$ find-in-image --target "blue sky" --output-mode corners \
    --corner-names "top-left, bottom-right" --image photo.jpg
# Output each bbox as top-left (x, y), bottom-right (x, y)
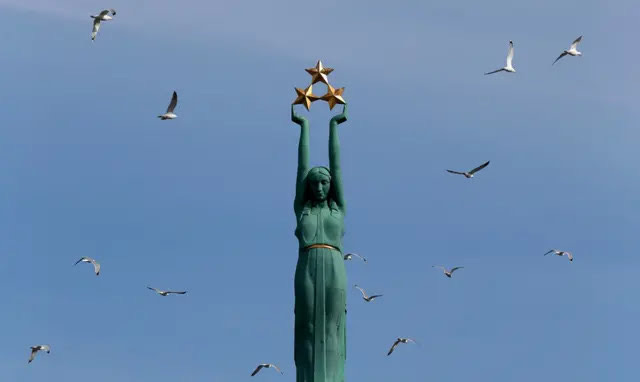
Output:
top-left (0, 0), bottom-right (638, 381)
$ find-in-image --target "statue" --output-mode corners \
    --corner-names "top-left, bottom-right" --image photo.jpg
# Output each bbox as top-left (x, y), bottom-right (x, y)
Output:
top-left (291, 60), bottom-right (349, 382)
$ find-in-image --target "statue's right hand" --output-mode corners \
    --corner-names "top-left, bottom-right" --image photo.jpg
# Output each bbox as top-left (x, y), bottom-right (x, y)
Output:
top-left (291, 104), bottom-right (307, 126)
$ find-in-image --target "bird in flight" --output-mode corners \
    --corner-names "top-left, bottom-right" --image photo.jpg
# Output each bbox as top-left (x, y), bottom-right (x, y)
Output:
top-left (354, 285), bottom-right (383, 302)
top-left (446, 161), bottom-right (490, 178)
top-left (147, 287), bottom-right (187, 296)
top-left (28, 345), bottom-right (50, 363)
top-left (485, 41), bottom-right (515, 75)
top-left (158, 91), bottom-right (178, 120)
top-left (344, 253), bottom-right (367, 262)
top-left (74, 257), bottom-right (100, 276)
top-left (543, 249), bottom-right (573, 262)
top-left (90, 9), bottom-right (116, 41)
top-left (432, 265), bottom-right (464, 278)
top-left (553, 36), bottom-right (583, 65)
top-left (251, 363), bottom-right (283, 376)
top-left (387, 338), bottom-right (416, 356)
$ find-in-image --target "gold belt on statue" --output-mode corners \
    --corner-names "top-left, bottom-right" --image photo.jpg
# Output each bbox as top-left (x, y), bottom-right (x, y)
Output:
top-left (304, 244), bottom-right (339, 252)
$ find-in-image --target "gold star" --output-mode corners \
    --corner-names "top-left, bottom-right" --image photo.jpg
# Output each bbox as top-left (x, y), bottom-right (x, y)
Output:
top-left (305, 60), bottom-right (334, 85)
top-left (320, 85), bottom-right (346, 110)
top-left (292, 84), bottom-right (319, 111)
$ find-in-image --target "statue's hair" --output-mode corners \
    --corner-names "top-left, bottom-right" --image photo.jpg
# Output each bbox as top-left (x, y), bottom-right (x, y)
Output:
top-left (303, 166), bottom-right (339, 212)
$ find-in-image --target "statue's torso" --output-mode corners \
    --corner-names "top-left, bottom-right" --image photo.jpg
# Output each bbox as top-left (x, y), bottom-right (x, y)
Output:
top-left (295, 204), bottom-right (344, 252)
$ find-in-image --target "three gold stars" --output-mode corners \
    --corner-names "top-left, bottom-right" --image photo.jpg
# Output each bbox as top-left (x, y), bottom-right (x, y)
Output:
top-left (292, 60), bottom-right (346, 110)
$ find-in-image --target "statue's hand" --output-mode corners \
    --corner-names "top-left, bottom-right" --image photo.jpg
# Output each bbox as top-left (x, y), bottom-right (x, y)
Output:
top-left (330, 104), bottom-right (348, 125)
top-left (291, 104), bottom-right (308, 126)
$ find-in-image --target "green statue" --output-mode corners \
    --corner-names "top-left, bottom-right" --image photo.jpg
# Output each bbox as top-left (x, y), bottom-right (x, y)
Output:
top-left (292, 104), bottom-right (348, 382)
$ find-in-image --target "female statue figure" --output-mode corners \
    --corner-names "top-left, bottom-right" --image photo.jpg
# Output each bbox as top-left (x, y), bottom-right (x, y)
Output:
top-left (292, 104), bottom-right (348, 382)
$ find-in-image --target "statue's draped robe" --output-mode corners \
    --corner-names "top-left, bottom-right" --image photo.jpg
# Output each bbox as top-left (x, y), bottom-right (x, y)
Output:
top-left (294, 117), bottom-right (347, 382)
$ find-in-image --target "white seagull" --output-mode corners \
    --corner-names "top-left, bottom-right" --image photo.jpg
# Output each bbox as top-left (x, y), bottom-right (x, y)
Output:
top-left (74, 256), bottom-right (100, 276)
top-left (544, 249), bottom-right (573, 262)
top-left (446, 160), bottom-right (490, 178)
top-left (147, 287), bottom-right (187, 296)
top-left (553, 36), bottom-right (583, 65)
top-left (344, 253), bottom-right (367, 262)
top-left (354, 285), bottom-right (382, 302)
top-left (28, 345), bottom-right (50, 363)
top-left (158, 91), bottom-right (178, 120)
top-left (485, 41), bottom-right (515, 75)
top-left (433, 265), bottom-right (464, 278)
top-left (90, 9), bottom-right (116, 41)
top-left (387, 338), bottom-right (416, 356)
top-left (251, 363), bottom-right (283, 376)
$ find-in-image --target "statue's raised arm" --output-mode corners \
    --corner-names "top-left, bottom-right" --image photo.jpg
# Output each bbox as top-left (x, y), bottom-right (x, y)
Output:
top-left (329, 104), bottom-right (348, 211)
top-left (292, 105), bottom-right (310, 215)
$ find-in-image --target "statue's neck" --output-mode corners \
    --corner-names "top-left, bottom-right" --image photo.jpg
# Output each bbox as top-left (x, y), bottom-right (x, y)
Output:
top-left (311, 200), bottom-right (328, 209)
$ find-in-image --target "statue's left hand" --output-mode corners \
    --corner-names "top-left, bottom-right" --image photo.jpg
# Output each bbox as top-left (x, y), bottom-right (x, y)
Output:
top-left (330, 104), bottom-right (348, 125)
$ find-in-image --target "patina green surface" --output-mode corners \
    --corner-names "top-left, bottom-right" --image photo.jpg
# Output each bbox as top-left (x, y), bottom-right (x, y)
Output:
top-left (292, 104), bottom-right (348, 382)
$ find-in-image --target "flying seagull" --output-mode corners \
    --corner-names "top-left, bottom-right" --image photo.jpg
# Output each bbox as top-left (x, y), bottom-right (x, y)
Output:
top-left (28, 345), bottom-right (50, 363)
top-left (344, 253), bottom-right (367, 262)
top-left (251, 363), bottom-right (283, 376)
top-left (544, 249), bottom-right (573, 262)
top-left (553, 36), bottom-right (583, 65)
top-left (446, 161), bottom-right (490, 178)
top-left (433, 265), bottom-right (464, 278)
top-left (74, 257), bottom-right (100, 276)
top-left (147, 287), bottom-right (187, 296)
top-left (387, 338), bottom-right (416, 356)
top-left (354, 285), bottom-right (382, 302)
top-left (90, 9), bottom-right (116, 41)
top-left (158, 91), bottom-right (178, 120)
top-left (485, 41), bottom-right (515, 75)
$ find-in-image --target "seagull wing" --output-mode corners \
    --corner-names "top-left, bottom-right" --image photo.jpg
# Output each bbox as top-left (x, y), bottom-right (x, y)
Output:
top-left (543, 250), bottom-right (555, 256)
top-left (450, 266), bottom-right (464, 274)
top-left (469, 161), bottom-right (490, 174)
top-left (251, 365), bottom-right (264, 376)
top-left (109, 9), bottom-right (117, 16)
top-left (166, 91), bottom-right (178, 113)
top-left (552, 52), bottom-right (568, 65)
top-left (40, 345), bottom-right (50, 353)
top-left (98, 9), bottom-right (110, 17)
top-left (28, 348), bottom-right (37, 363)
top-left (91, 18), bottom-right (101, 40)
top-left (506, 41), bottom-right (514, 67)
top-left (167, 290), bottom-right (187, 294)
top-left (369, 294), bottom-right (383, 300)
top-left (349, 253), bottom-right (367, 262)
top-left (432, 265), bottom-right (446, 271)
top-left (354, 285), bottom-right (368, 299)
top-left (271, 364), bottom-right (283, 374)
top-left (147, 286), bottom-right (161, 294)
top-left (446, 170), bottom-right (465, 175)
top-left (484, 68), bottom-right (505, 75)
top-left (92, 261), bottom-right (101, 275)
top-left (74, 257), bottom-right (86, 265)
top-left (565, 252), bottom-right (573, 261)
top-left (570, 35), bottom-right (582, 50)
top-left (387, 339), bottom-right (401, 355)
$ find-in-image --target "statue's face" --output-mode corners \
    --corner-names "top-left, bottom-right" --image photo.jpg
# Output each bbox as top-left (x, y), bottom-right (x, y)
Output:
top-left (308, 171), bottom-right (330, 202)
